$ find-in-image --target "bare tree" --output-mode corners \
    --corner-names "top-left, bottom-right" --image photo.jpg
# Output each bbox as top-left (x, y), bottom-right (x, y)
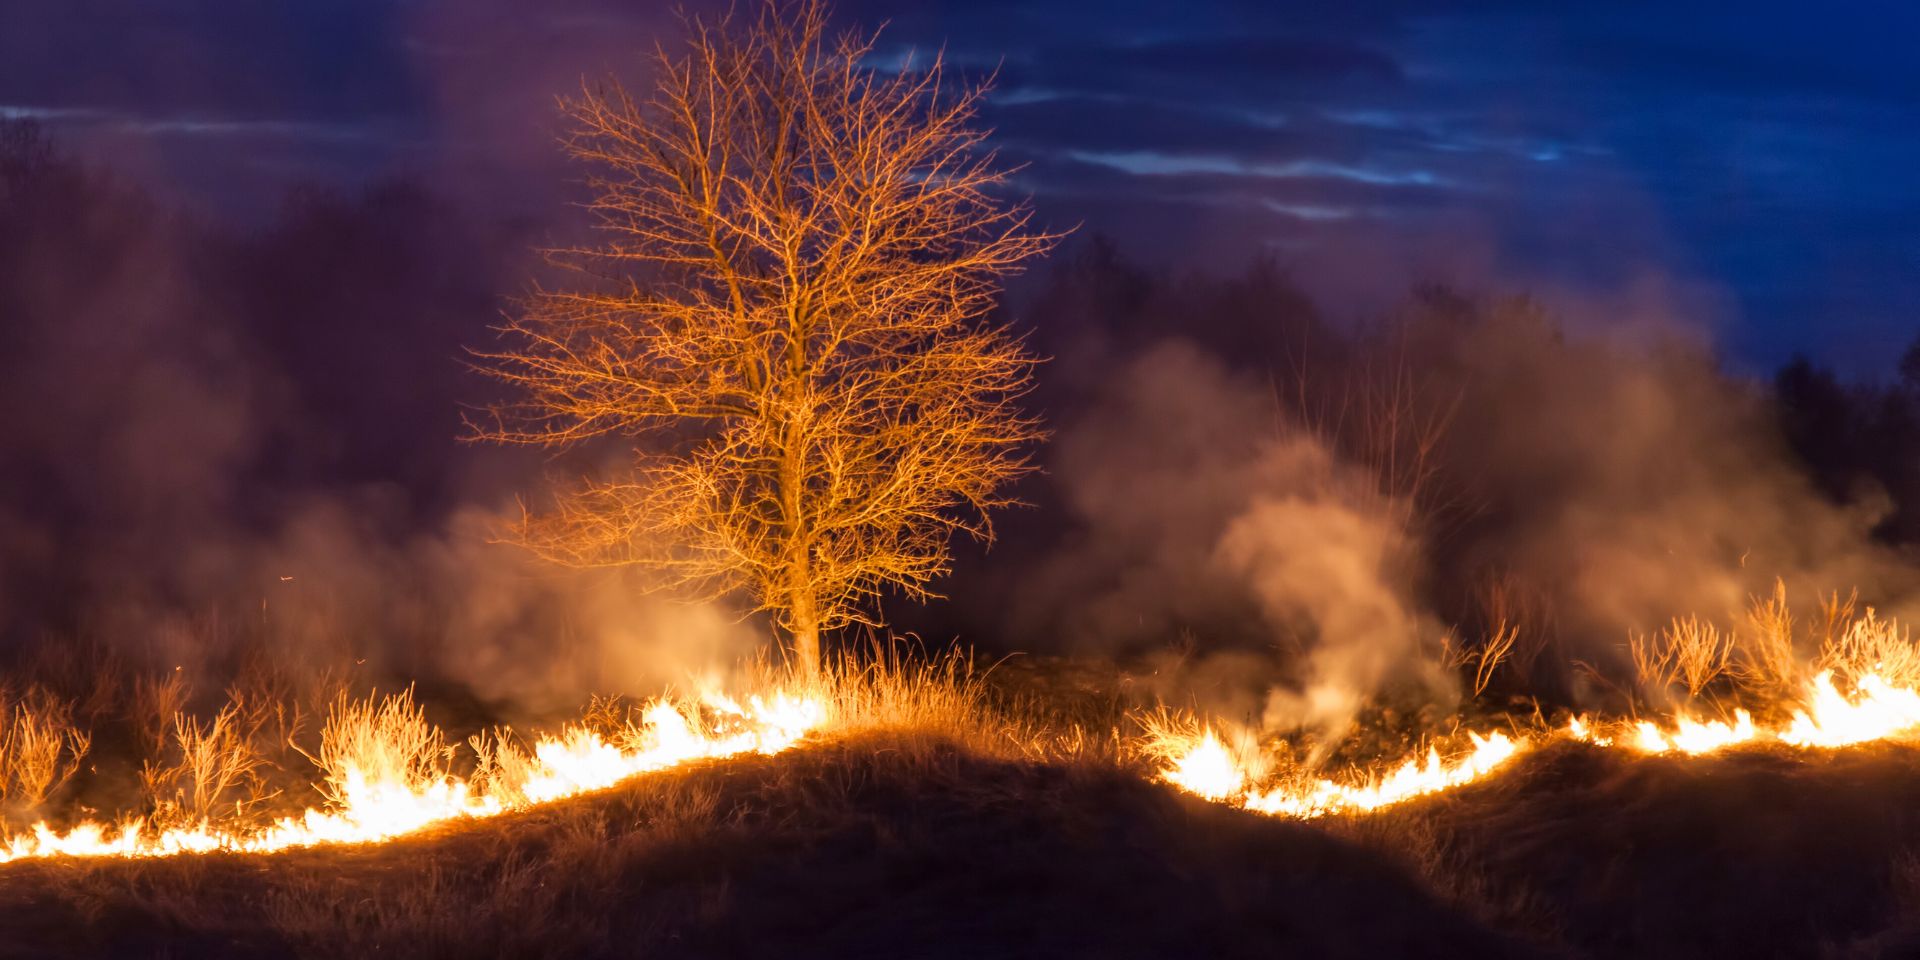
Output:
top-left (470, 1), bottom-right (1056, 673)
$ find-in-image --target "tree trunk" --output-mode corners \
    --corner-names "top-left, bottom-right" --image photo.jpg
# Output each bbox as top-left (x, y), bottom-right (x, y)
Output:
top-left (788, 577), bottom-right (821, 679)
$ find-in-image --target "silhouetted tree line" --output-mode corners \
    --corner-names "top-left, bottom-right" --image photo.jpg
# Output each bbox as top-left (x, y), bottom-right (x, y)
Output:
top-left (1776, 348), bottom-right (1920, 545)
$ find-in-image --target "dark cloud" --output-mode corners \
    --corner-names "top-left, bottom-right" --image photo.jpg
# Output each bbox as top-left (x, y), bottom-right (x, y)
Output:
top-left (0, 0), bottom-right (419, 122)
top-left (0, 0), bottom-right (1915, 370)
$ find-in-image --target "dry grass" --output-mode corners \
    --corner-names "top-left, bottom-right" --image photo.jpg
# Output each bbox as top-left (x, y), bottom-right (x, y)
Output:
top-left (1474, 624), bottom-right (1520, 698)
top-left (1819, 608), bottom-right (1920, 690)
top-left (262, 852), bottom-right (589, 960)
top-left (128, 670), bottom-right (191, 760)
top-left (467, 726), bottom-right (539, 805)
top-left (1630, 615), bottom-right (1735, 700)
top-left (1132, 706), bottom-right (1222, 766)
top-left (807, 644), bottom-right (1122, 767)
top-left (312, 687), bottom-right (451, 802)
top-left (1735, 579), bottom-right (1801, 695)
top-left (0, 686), bottom-right (90, 813)
top-left (1327, 808), bottom-right (1562, 948)
top-left (140, 706), bottom-right (270, 828)
top-left (1467, 569), bottom-right (1555, 691)
top-left (1819, 589), bottom-right (1863, 651)
top-left (1439, 629), bottom-right (1514, 700)
top-left (813, 646), bottom-right (992, 737)
top-left (1622, 588), bottom-right (1920, 716)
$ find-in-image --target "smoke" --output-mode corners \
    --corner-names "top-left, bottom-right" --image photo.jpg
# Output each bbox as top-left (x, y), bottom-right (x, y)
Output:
top-left (0, 121), bottom-right (754, 718)
top-left (1218, 491), bottom-right (1452, 738)
top-left (1410, 297), bottom-right (1918, 657)
top-left (1015, 340), bottom-right (1453, 738)
top-left (9, 93), bottom-right (1920, 745)
top-left (1009, 260), bottom-right (1920, 731)
top-left (232, 496), bottom-right (760, 717)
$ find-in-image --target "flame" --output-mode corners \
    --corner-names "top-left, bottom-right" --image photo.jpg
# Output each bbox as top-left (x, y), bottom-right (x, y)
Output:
top-left (1781, 671), bottom-right (1920, 748)
top-left (1245, 731), bottom-right (1520, 818)
top-left (17, 651), bottom-right (1920, 863)
top-left (1625, 709), bottom-right (1758, 755)
top-left (0, 689), bottom-right (823, 864)
top-left (1156, 668), bottom-right (1920, 819)
top-left (1162, 730), bottom-right (1245, 801)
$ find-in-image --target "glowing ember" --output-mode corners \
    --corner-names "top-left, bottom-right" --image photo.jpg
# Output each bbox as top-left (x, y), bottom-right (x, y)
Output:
top-left (0, 689), bottom-right (824, 864)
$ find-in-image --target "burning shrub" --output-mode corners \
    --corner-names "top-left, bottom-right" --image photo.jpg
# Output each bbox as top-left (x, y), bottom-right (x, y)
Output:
top-left (1734, 579), bottom-right (1802, 696)
top-left (466, 727), bottom-right (538, 806)
top-left (139, 705), bottom-right (269, 828)
top-left (313, 687), bottom-right (452, 806)
top-left (1819, 608), bottom-right (1920, 691)
top-left (0, 686), bottom-right (90, 815)
top-left (1630, 615), bottom-right (1736, 701)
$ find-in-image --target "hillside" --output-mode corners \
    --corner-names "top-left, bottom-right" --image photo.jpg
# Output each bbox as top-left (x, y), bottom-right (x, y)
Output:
top-left (0, 732), bottom-right (1522, 960)
top-left (8, 728), bottom-right (1920, 958)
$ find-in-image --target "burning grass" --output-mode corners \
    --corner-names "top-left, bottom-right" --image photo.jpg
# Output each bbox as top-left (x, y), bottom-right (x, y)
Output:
top-left (13, 593), bottom-right (1920, 866)
top-left (0, 731), bottom-right (1529, 960)
top-left (0, 645), bottom-right (1035, 864)
top-left (1142, 593), bottom-right (1920, 819)
top-left (10, 595), bottom-right (1920, 954)
top-left (0, 686), bottom-right (90, 816)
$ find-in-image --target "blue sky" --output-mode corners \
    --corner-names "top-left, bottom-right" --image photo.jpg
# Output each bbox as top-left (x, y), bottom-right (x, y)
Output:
top-left (3, 0), bottom-right (1915, 373)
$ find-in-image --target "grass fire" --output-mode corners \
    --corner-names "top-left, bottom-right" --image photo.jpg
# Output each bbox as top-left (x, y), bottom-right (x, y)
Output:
top-left (6, 1), bottom-right (1920, 958)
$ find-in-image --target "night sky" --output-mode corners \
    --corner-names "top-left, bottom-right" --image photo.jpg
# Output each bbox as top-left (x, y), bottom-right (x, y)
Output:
top-left (4, 0), bottom-right (1916, 372)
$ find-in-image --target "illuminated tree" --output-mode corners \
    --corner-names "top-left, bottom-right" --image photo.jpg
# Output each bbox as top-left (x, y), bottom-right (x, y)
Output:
top-left (471, 1), bottom-right (1055, 673)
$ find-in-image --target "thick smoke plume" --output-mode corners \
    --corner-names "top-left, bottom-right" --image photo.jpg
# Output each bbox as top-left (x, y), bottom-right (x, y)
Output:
top-left (0, 122), bottom-right (755, 721)
top-left (1013, 340), bottom-right (1452, 739)
top-left (1004, 252), bottom-right (1920, 735)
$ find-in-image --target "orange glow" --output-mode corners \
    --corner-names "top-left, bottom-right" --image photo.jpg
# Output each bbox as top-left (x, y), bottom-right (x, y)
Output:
top-left (1155, 667), bottom-right (1920, 819)
top-left (1, 689), bottom-right (823, 864)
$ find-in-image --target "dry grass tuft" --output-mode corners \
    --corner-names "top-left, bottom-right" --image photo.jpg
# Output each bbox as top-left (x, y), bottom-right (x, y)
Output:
top-left (313, 687), bottom-right (452, 801)
top-left (1734, 579), bottom-right (1802, 695)
top-left (1132, 706), bottom-right (1227, 767)
top-left (140, 706), bottom-right (269, 828)
top-left (1818, 589), bottom-right (1862, 651)
top-left (467, 727), bottom-right (539, 805)
top-left (0, 686), bottom-right (90, 813)
top-left (801, 643), bottom-right (1089, 763)
top-left (1473, 623), bottom-right (1520, 698)
top-left (814, 646), bottom-right (988, 735)
top-left (128, 670), bottom-right (192, 761)
top-left (1631, 615), bottom-right (1735, 700)
top-left (1819, 608), bottom-right (1920, 690)
top-left (1467, 569), bottom-right (1556, 691)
